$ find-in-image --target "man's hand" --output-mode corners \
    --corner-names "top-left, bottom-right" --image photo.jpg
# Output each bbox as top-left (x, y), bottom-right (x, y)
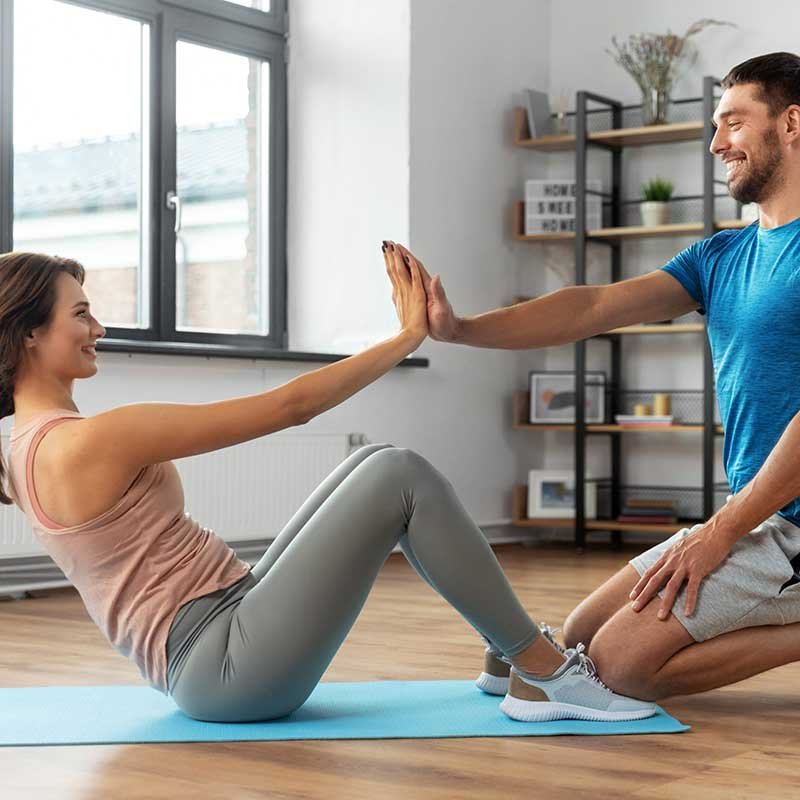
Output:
top-left (395, 244), bottom-right (459, 342)
top-left (629, 522), bottom-right (735, 619)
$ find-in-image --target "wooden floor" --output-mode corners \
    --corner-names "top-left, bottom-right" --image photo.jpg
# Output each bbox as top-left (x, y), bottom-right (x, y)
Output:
top-left (2, 542), bottom-right (799, 799)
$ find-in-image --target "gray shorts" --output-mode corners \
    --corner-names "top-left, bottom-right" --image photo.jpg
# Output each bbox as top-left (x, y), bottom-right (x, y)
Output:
top-left (629, 495), bottom-right (800, 642)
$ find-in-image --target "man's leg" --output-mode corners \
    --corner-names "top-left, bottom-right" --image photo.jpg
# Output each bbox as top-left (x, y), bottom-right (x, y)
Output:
top-left (562, 564), bottom-right (639, 649)
top-left (588, 598), bottom-right (800, 701)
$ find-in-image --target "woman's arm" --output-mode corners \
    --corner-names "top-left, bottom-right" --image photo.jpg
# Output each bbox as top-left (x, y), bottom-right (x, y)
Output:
top-left (59, 242), bottom-right (428, 471)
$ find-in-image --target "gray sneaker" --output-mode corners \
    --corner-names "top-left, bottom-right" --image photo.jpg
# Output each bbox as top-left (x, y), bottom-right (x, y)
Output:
top-left (475, 623), bottom-right (569, 696)
top-left (499, 643), bottom-right (657, 723)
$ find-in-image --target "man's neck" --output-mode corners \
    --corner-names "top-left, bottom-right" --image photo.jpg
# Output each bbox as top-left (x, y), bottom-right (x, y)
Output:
top-left (755, 177), bottom-right (800, 229)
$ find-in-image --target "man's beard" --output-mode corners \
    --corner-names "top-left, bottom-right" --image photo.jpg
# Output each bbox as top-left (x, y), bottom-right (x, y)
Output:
top-left (729, 128), bottom-right (783, 205)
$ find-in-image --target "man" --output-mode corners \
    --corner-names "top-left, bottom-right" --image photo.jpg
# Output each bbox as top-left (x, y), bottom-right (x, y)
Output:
top-left (400, 52), bottom-right (800, 701)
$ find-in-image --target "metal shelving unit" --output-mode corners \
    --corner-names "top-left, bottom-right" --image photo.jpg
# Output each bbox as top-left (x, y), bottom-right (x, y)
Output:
top-left (512, 77), bottom-right (742, 551)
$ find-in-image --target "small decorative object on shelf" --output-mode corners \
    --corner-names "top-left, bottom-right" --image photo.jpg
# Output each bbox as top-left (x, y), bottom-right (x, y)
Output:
top-left (653, 392), bottom-right (671, 416)
top-left (523, 88), bottom-right (553, 138)
top-left (527, 470), bottom-right (598, 519)
top-left (640, 177), bottom-right (674, 226)
top-left (552, 90), bottom-right (571, 134)
top-left (616, 392), bottom-right (675, 426)
top-left (529, 370), bottom-right (606, 423)
top-left (605, 18), bottom-right (736, 126)
top-left (524, 179), bottom-right (602, 234)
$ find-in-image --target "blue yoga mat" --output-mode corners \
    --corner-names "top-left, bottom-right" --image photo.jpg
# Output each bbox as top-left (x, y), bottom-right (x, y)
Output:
top-left (0, 681), bottom-right (688, 746)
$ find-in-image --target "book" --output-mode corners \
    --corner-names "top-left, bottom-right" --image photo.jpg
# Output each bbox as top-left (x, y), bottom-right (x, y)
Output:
top-left (627, 498), bottom-right (675, 509)
top-left (621, 506), bottom-right (669, 517)
top-left (615, 414), bottom-right (673, 423)
top-left (524, 89), bottom-right (553, 138)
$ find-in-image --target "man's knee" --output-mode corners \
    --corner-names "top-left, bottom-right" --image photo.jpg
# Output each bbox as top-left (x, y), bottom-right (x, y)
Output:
top-left (562, 598), bottom-right (614, 650)
top-left (562, 606), bottom-right (596, 650)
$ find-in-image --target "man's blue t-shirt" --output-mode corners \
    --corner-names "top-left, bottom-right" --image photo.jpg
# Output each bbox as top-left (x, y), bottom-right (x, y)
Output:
top-left (661, 215), bottom-right (800, 528)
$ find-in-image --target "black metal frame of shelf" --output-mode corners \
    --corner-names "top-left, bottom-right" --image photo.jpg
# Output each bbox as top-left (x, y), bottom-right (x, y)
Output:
top-left (567, 77), bottom-right (725, 552)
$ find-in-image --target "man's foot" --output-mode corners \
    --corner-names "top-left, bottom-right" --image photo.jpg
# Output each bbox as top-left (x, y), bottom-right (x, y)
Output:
top-left (499, 643), bottom-right (657, 723)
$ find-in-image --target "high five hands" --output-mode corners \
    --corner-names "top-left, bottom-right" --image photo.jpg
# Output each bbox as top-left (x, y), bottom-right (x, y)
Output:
top-left (382, 241), bottom-right (458, 342)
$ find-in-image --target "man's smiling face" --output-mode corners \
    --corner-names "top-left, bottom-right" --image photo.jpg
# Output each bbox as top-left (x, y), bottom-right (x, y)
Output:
top-left (710, 82), bottom-right (785, 205)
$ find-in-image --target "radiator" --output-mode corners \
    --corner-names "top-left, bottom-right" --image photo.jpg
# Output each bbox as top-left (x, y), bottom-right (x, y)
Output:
top-left (0, 431), bottom-right (362, 595)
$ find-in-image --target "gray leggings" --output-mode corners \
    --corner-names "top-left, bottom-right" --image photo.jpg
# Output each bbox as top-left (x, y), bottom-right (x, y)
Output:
top-left (167, 445), bottom-right (540, 722)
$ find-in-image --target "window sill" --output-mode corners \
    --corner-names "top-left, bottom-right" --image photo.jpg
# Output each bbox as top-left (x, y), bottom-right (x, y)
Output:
top-left (95, 338), bottom-right (429, 367)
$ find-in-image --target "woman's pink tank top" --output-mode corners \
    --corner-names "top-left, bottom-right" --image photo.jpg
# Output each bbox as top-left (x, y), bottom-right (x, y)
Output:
top-left (6, 409), bottom-right (252, 694)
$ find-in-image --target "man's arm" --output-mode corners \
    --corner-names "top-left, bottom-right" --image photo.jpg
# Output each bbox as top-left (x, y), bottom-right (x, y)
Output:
top-left (706, 409), bottom-right (800, 541)
top-left (631, 409), bottom-right (800, 619)
top-left (395, 244), bottom-right (700, 349)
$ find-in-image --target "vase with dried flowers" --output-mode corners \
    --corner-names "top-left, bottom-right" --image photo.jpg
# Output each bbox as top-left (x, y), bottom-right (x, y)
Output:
top-left (606, 19), bottom-right (737, 126)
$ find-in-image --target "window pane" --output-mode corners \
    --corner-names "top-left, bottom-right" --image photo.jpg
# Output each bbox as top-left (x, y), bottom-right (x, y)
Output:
top-left (13, 0), bottom-right (151, 329)
top-left (175, 41), bottom-right (270, 336)
top-left (224, 0), bottom-right (271, 11)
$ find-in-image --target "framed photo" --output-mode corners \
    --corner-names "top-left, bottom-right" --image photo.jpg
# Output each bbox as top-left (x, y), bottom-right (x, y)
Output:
top-left (529, 370), bottom-right (606, 423)
top-left (527, 470), bottom-right (597, 519)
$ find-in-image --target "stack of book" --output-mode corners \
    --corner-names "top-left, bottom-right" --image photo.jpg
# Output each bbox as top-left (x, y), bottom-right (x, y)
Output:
top-left (614, 414), bottom-right (673, 427)
top-left (617, 498), bottom-right (677, 524)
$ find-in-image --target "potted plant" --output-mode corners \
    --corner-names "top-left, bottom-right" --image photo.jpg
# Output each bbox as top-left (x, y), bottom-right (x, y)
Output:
top-left (640, 177), bottom-right (674, 226)
top-left (606, 19), bottom-right (736, 125)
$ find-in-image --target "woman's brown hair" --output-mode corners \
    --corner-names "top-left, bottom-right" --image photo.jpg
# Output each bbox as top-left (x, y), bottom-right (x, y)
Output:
top-left (0, 252), bottom-right (85, 505)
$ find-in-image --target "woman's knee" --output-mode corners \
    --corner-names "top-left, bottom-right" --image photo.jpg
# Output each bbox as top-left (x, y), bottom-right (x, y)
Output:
top-left (366, 446), bottom-right (433, 482)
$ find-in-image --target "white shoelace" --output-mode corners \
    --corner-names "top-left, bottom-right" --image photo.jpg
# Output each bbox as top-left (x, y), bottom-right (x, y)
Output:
top-left (573, 643), bottom-right (610, 690)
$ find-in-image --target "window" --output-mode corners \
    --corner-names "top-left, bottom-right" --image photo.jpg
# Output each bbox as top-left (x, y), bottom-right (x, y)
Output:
top-left (0, 0), bottom-right (289, 358)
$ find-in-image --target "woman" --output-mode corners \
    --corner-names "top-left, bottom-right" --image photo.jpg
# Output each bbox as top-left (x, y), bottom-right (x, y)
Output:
top-left (0, 247), bottom-right (655, 723)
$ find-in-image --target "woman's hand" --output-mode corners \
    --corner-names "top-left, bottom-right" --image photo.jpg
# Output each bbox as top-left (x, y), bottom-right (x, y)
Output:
top-left (382, 240), bottom-right (428, 346)
top-left (394, 244), bottom-right (458, 342)
top-left (629, 523), bottom-right (735, 619)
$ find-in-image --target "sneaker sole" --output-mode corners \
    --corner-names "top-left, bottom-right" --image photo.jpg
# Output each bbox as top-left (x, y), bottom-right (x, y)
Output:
top-left (499, 695), bottom-right (657, 723)
top-left (474, 672), bottom-right (510, 696)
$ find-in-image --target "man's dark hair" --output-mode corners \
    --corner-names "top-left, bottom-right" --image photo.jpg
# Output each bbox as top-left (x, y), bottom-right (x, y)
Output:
top-left (721, 52), bottom-right (800, 118)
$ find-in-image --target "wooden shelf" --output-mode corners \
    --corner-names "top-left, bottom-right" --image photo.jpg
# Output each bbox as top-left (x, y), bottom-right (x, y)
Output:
top-left (512, 484), bottom-right (690, 533)
top-left (512, 107), bottom-right (704, 150)
top-left (513, 391), bottom-right (724, 434)
top-left (606, 322), bottom-right (706, 335)
top-left (512, 202), bottom-right (750, 242)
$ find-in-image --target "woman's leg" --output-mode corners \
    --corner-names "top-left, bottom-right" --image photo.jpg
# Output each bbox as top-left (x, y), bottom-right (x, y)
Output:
top-left (249, 442), bottom-right (450, 604)
top-left (249, 443), bottom-right (394, 581)
top-left (171, 448), bottom-right (543, 722)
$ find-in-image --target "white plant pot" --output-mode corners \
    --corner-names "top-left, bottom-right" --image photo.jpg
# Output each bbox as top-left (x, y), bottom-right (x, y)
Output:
top-left (640, 201), bottom-right (670, 227)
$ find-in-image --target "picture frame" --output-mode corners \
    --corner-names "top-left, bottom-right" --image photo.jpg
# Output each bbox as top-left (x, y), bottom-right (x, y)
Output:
top-left (527, 470), bottom-right (598, 519)
top-left (529, 371), bottom-right (606, 423)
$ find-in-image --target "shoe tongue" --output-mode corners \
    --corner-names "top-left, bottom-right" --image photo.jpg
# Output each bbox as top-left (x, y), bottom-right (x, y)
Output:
top-left (554, 649), bottom-right (583, 676)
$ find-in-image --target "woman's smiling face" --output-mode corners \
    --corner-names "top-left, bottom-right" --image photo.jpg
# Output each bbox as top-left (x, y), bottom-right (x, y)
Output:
top-left (22, 271), bottom-right (106, 382)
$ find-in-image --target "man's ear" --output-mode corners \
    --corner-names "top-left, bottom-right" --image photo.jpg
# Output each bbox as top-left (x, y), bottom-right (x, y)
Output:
top-left (784, 104), bottom-right (800, 141)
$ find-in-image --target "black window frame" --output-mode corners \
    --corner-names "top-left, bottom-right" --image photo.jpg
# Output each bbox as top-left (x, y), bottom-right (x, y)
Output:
top-left (0, 0), bottom-right (428, 367)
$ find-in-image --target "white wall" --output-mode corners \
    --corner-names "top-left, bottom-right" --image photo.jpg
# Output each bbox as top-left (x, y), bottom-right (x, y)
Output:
top-left (287, 0), bottom-right (411, 353)
top-left (408, 0), bottom-right (551, 519)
